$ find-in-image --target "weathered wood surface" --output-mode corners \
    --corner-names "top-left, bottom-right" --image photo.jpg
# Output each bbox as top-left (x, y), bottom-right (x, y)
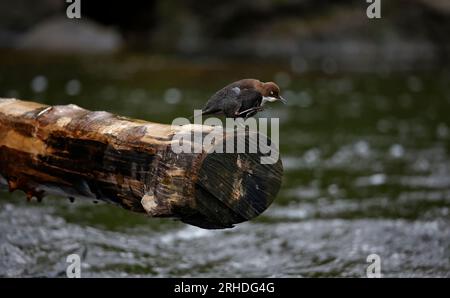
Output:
top-left (0, 98), bottom-right (283, 229)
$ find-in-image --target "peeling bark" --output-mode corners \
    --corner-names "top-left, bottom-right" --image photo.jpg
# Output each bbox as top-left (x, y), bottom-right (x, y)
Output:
top-left (0, 98), bottom-right (283, 229)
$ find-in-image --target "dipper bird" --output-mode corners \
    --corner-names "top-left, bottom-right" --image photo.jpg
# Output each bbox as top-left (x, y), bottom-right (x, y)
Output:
top-left (200, 79), bottom-right (287, 119)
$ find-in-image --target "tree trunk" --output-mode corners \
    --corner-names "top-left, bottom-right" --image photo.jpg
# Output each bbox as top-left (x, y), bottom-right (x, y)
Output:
top-left (0, 98), bottom-right (283, 229)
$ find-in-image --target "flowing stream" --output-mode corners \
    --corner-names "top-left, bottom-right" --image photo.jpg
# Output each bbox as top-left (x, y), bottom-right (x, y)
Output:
top-left (0, 53), bottom-right (449, 277)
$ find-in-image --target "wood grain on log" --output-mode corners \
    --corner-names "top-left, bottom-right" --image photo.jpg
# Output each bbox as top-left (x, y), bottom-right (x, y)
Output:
top-left (0, 98), bottom-right (283, 229)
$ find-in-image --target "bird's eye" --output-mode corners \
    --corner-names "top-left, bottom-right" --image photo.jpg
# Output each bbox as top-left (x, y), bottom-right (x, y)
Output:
top-left (270, 91), bottom-right (274, 95)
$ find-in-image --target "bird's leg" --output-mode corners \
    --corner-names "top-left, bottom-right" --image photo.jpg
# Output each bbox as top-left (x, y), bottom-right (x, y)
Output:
top-left (236, 106), bottom-right (264, 116)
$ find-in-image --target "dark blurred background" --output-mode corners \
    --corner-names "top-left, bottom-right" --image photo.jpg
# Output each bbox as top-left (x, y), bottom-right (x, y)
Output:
top-left (0, 0), bottom-right (449, 67)
top-left (0, 1), bottom-right (449, 277)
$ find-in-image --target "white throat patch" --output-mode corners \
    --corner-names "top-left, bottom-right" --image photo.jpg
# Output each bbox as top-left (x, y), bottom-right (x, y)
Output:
top-left (261, 96), bottom-right (278, 106)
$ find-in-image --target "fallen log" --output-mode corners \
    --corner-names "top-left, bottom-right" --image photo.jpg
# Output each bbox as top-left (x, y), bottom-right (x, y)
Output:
top-left (0, 98), bottom-right (283, 229)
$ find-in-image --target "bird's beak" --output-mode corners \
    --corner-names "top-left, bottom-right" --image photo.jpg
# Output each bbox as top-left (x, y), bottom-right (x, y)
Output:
top-left (278, 96), bottom-right (287, 104)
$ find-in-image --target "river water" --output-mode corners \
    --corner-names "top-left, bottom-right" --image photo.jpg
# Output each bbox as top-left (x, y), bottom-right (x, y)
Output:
top-left (0, 53), bottom-right (449, 277)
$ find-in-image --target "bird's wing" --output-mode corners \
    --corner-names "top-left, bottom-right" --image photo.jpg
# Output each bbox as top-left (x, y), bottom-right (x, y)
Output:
top-left (237, 89), bottom-right (263, 112)
top-left (202, 87), bottom-right (261, 118)
top-left (223, 89), bottom-right (262, 118)
top-left (222, 97), bottom-right (242, 118)
top-left (202, 86), bottom-right (241, 115)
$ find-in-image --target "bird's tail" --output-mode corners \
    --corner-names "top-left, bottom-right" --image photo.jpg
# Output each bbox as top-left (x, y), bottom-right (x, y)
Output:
top-left (188, 109), bottom-right (219, 121)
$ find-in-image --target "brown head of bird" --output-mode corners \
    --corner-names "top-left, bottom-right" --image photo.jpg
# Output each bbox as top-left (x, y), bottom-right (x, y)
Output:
top-left (257, 82), bottom-right (287, 105)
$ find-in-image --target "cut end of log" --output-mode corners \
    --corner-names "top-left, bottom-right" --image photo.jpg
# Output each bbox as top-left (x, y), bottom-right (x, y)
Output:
top-left (184, 140), bottom-right (283, 229)
top-left (0, 98), bottom-right (283, 229)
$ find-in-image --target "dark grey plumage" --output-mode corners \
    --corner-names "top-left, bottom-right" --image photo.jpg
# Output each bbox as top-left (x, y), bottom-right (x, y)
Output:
top-left (202, 87), bottom-right (262, 119)
top-left (199, 79), bottom-right (286, 119)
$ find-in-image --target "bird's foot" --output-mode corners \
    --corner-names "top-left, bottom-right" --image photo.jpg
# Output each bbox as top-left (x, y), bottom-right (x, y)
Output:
top-left (237, 106), bottom-right (264, 117)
